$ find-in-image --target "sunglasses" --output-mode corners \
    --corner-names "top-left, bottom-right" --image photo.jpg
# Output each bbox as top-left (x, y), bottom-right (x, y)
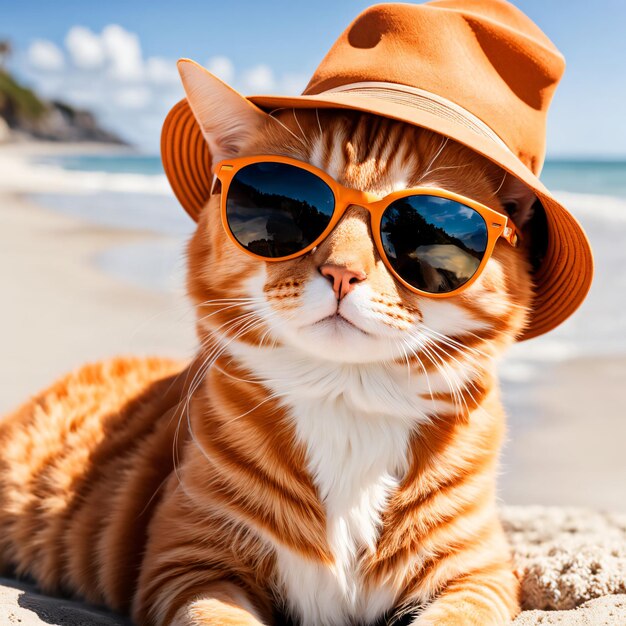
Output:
top-left (212, 154), bottom-right (519, 298)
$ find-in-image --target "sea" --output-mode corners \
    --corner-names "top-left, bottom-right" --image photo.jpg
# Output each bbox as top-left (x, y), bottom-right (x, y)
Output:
top-left (28, 153), bottom-right (626, 401)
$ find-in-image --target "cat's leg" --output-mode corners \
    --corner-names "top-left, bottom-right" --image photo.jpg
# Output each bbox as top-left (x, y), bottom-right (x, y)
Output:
top-left (168, 582), bottom-right (267, 626)
top-left (409, 561), bottom-right (520, 626)
top-left (133, 480), bottom-right (274, 626)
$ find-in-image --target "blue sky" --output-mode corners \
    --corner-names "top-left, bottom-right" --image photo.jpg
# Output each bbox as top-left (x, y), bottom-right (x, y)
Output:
top-left (4, 0), bottom-right (626, 156)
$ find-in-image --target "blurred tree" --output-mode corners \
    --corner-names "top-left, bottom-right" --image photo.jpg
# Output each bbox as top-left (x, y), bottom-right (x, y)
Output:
top-left (0, 40), bottom-right (11, 68)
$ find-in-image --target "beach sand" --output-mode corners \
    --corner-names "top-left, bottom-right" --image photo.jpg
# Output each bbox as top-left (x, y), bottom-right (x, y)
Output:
top-left (501, 356), bottom-right (626, 511)
top-left (0, 191), bottom-right (195, 415)
top-left (0, 141), bottom-right (624, 624)
top-left (0, 142), bottom-right (195, 415)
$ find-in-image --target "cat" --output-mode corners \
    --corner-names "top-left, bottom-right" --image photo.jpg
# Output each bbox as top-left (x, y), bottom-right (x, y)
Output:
top-left (0, 60), bottom-right (540, 626)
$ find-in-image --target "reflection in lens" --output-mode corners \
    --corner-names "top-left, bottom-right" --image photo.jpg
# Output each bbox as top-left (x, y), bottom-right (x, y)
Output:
top-left (226, 162), bottom-right (335, 258)
top-left (380, 195), bottom-right (488, 293)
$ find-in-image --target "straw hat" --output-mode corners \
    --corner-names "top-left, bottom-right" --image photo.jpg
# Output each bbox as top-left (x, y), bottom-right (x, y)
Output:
top-left (161, 0), bottom-right (593, 341)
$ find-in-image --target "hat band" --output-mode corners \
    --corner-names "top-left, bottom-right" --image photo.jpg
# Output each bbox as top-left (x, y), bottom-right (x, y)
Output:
top-left (315, 81), bottom-right (512, 154)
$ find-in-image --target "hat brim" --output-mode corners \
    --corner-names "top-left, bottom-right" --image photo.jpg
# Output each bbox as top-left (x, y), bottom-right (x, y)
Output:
top-left (161, 91), bottom-right (593, 342)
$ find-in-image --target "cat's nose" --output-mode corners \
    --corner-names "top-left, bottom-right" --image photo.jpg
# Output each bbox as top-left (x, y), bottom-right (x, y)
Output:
top-left (320, 264), bottom-right (367, 300)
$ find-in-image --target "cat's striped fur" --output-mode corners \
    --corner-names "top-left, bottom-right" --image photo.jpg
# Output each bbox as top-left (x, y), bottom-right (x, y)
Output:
top-left (0, 63), bottom-right (538, 625)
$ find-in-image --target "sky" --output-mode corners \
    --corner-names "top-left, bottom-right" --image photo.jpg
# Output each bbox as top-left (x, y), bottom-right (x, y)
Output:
top-left (3, 0), bottom-right (626, 156)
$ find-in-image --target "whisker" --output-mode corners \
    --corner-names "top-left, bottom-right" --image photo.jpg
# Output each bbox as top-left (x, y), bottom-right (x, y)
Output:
top-left (292, 108), bottom-right (310, 148)
top-left (397, 340), bottom-right (412, 387)
top-left (420, 324), bottom-right (492, 360)
top-left (171, 310), bottom-right (269, 488)
top-left (197, 297), bottom-right (266, 306)
top-left (494, 170), bottom-right (508, 196)
top-left (197, 302), bottom-right (255, 322)
top-left (267, 108), bottom-right (309, 148)
top-left (400, 337), bottom-right (437, 414)
top-left (423, 336), bottom-right (488, 419)
top-left (315, 108), bottom-right (323, 138)
top-left (418, 341), bottom-right (466, 416)
top-left (417, 136), bottom-right (449, 183)
top-left (418, 162), bottom-right (472, 182)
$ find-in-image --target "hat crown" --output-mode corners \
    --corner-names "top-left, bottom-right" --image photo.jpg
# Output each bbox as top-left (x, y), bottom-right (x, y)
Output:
top-left (303, 0), bottom-right (565, 174)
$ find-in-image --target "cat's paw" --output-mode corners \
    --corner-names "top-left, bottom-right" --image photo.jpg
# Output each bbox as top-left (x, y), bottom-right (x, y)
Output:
top-left (409, 603), bottom-right (511, 626)
top-left (170, 597), bottom-right (267, 626)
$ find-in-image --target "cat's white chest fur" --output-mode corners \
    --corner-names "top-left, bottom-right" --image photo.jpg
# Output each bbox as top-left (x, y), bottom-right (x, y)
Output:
top-left (274, 394), bottom-right (413, 626)
top-left (223, 341), bottom-right (432, 626)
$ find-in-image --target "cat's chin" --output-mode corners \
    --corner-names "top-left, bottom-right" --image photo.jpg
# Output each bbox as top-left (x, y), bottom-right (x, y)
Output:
top-left (277, 314), bottom-right (398, 364)
top-left (311, 312), bottom-right (370, 337)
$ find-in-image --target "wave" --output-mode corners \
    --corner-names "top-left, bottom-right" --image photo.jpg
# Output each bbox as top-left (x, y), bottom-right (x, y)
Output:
top-left (552, 190), bottom-right (626, 224)
top-left (48, 169), bottom-right (171, 195)
top-left (0, 153), bottom-right (171, 195)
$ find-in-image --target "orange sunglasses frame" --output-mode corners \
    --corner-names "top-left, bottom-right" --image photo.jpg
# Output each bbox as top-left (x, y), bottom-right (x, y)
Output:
top-left (212, 154), bottom-right (519, 298)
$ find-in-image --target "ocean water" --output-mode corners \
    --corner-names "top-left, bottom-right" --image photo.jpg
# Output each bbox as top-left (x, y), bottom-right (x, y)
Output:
top-left (33, 153), bottom-right (165, 176)
top-left (33, 153), bottom-right (626, 194)
top-left (28, 153), bottom-right (626, 377)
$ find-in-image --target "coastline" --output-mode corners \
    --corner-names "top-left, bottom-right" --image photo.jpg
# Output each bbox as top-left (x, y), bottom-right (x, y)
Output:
top-left (0, 142), bottom-right (195, 414)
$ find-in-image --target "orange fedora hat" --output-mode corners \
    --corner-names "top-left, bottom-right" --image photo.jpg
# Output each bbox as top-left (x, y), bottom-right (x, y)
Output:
top-left (161, 0), bottom-right (593, 341)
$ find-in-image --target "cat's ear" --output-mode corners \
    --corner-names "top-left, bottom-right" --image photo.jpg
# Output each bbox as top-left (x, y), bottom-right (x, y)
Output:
top-left (177, 59), bottom-right (269, 166)
top-left (496, 173), bottom-right (538, 230)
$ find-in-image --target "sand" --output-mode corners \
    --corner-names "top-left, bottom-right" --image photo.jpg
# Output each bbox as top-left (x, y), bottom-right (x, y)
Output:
top-left (0, 141), bottom-right (624, 624)
top-left (0, 577), bottom-right (132, 625)
top-left (0, 190), bottom-right (196, 415)
top-left (500, 356), bottom-right (626, 512)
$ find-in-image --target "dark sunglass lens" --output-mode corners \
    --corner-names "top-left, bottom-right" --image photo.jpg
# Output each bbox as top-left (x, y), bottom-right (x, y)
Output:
top-left (380, 195), bottom-right (488, 293)
top-left (225, 162), bottom-right (335, 258)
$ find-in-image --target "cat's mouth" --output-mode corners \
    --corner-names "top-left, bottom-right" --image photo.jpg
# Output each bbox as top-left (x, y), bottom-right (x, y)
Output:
top-left (311, 312), bottom-right (370, 336)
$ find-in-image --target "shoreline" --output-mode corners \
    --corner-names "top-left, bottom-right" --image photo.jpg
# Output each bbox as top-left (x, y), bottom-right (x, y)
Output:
top-left (0, 173), bottom-right (195, 415)
top-left (0, 140), bottom-right (171, 196)
top-left (0, 142), bottom-right (195, 415)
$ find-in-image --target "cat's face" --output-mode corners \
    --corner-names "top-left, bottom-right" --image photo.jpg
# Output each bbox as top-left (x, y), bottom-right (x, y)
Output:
top-left (180, 63), bottom-right (536, 365)
top-left (186, 110), bottom-right (536, 365)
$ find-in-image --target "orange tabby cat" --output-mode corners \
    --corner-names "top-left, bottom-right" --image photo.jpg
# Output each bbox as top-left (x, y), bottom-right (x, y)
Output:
top-left (0, 61), bottom-right (540, 626)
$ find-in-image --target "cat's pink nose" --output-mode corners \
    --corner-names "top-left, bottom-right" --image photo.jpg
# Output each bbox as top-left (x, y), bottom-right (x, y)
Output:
top-left (320, 264), bottom-right (367, 300)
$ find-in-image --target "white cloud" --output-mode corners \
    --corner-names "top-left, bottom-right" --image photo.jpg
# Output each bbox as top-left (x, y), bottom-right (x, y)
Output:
top-left (64, 24), bottom-right (143, 80)
top-left (146, 57), bottom-right (179, 84)
top-left (114, 87), bottom-right (152, 109)
top-left (205, 56), bottom-right (235, 83)
top-left (241, 64), bottom-right (274, 92)
top-left (27, 40), bottom-right (64, 72)
top-left (280, 72), bottom-right (309, 95)
top-left (17, 24), bottom-right (312, 150)
top-left (65, 26), bottom-right (105, 68)
top-left (101, 24), bottom-right (143, 81)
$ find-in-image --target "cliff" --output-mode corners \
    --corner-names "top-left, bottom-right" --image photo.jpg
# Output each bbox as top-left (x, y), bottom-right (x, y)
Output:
top-left (0, 69), bottom-right (126, 144)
